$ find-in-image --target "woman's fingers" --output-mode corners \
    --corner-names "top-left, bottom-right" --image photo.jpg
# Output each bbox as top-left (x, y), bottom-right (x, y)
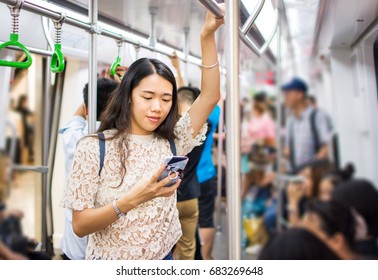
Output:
top-left (150, 165), bottom-right (166, 183)
top-left (159, 179), bottom-right (181, 197)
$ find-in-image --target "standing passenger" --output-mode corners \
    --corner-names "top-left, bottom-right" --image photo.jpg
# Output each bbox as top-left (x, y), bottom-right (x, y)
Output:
top-left (197, 104), bottom-right (221, 260)
top-left (61, 10), bottom-right (224, 260)
top-left (174, 87), bottom-right (205, 260)
top-left (59, 78), bottom-right (119, 260)
top-left (282, 77), bottom-right (332, 172)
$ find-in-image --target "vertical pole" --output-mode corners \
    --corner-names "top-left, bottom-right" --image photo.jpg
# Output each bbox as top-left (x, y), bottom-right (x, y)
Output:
top-left (0, 51), bottom-right (12, 150)
top-left (275, 7), bottom-right (283, 173)
top-left (41, 56), bottom-right (52, 254)
top-left (184, 27), bottom-right (190, 85)
top-left (225, 0), bottom-right (241, 260)
top-left (88, 0), bottom-right (98, 133)
top-left (276, 3), bottom-right (284, 233)
top-left (215, 100), bottom-right (224, 233)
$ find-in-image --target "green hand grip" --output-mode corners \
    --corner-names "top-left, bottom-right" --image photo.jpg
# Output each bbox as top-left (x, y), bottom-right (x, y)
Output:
top-left (110, 56), bottom-right (121, 76)
top-left (0, 33), bottom-right (32, 69)
top-left (51, 44), bottom-right (65, 73)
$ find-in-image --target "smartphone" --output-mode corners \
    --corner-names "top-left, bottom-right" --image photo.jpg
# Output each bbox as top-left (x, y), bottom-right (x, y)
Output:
top-left (158, 156), bottom-right (189, 187)
top-left (287, 175), bottom-right (305, 185)
top-left (276, 175), bottom-right (304, 184)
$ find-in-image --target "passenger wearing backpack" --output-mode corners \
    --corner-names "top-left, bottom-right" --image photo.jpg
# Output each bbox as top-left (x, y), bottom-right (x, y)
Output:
top-left (282, 77), bottom-right (336, 172)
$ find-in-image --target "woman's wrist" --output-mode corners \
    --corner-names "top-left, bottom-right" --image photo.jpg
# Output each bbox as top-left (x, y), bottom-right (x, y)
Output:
top-left (117, 194), bottom-right (139, 214)
top-left (201, 30), bottom-right (215, 40)
top-left (287, 203), bottom-right (299, 213)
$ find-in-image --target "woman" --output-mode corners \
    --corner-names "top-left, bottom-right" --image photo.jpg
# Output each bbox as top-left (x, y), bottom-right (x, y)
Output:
top-left (242, 93), bottom-right (276, 199)
top-left (286, 159), bottom-right (334, 226)
top-left (318, 163), bottom-right (354, 201)
top-left (61, 10), bottom-right (224, 260)
top-left (332, 179), bottom-right (378, 257)
top-left (259, 227), bottom-right (340, 260)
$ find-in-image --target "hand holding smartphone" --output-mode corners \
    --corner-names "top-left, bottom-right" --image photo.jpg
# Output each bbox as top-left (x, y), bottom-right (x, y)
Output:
top-left (158, 156), bottom-right (189, 187)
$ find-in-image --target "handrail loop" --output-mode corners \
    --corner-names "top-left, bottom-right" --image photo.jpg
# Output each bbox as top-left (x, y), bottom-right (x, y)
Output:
top-left (50, 12), bottom-right (66, 73)
top-left (110, 38), bottom-right (123, 76)
top-left (0, 0), bottom-right (33, 69)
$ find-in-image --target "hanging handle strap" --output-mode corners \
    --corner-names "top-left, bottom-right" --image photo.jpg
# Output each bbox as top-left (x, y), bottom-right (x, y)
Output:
top-left (110, 39), bottom-right (123, 76)
top-left (110, 56), bottom-right (121, 76)
top-left (51, 44), bottom-right (65, 73)
top-left (0, 0), bottom-right (32, 69)
top-left (50, 13), bottom-right (66, 73)
top-left (0, 33), bottom-right (32, 69)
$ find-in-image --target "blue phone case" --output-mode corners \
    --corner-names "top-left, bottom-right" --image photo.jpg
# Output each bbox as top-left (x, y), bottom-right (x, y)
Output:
top-left (158, 156), bottom-right (189, 187)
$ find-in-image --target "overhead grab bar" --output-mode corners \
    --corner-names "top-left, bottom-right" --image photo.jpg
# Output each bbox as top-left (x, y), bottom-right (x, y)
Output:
top-left (198, 0), bottom-right (277, 57)
top-left (198, 0), bottom-right (224, 19)
top-left (240, 0), bottom-right (265, 35)
top-left (110, 39), bottom-right (123, 76)
top-left (0, 0), bottom-right (203, 67)
top-left (50, 12), bottom-right (66, 73)
top-left (0, 0), bottom-right (32, 68)
top-left (241, 9), bottom-right (278, 56)
top-left (259, 13), bottom-right (278, 55)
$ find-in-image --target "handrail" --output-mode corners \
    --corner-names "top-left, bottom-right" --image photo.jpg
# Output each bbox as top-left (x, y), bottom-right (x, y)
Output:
top-left (198, 0), bottom-right (224, 19)
top-left (259, 16), bottom-right (278, 55)
top-left (0, 0), bottom-right (202, 66)
top-left (50, 13), bottom-right (66, 73)
top-left (0, 0), bottom-right (32, 68)
top-left (199, 0), bottom-right (277, 57)
top-left (240, 0), bottom-right (265, 35)
top-left (240, 11), bottom-right (278, 56)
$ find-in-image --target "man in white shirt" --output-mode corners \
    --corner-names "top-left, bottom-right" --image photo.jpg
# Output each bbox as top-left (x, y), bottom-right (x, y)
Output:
top-left (59, 77), bottom-right (118, 260)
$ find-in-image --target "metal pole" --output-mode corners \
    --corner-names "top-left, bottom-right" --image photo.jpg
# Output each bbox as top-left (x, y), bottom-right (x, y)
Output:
top-left (148, 6), bottom-right (158, 47)
top-left (215, 101), bottom-right (224, 234)
top-left (40, 55), bottom-right (52, 254)
top-left (183, 27), bottom-right (190, 85)
top-left (198, 0), bottom-right (224, 18)
top-left (0, 0), bottom-right (203, 67)
top-left (240, 0), bottom-right (265, 35)
top-left (275, 3), bottom-right (284, 233)
top-left (225, 0), bottom-right (241, 260)
top-left (88, 0), bottom-right (98, 133)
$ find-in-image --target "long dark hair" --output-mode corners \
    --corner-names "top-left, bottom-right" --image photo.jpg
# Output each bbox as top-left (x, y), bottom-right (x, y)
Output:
top-left (96, 58), bottom-right (179, 185)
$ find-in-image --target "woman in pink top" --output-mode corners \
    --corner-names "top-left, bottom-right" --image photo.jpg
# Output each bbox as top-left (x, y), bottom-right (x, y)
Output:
top-left (242, 93), bottom-right (276, 199)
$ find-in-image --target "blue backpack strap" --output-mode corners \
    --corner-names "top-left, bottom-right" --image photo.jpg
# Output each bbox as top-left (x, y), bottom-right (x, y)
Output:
top-left (97, 132), bottom-right (105, 176)
top-left (169, 139), bottom-right (176, 156)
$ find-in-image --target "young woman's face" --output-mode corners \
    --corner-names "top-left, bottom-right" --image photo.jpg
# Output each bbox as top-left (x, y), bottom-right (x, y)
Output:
top-left (130, 74), bottom-right (173, 135)
top-left (300, 167), bottom-right (313, 197)
top-left (319, 178), bottom-right (334, 201)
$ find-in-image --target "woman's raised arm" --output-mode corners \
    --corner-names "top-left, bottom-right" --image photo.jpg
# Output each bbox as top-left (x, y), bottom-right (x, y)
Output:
top-left (188, 5), bottom-right (224, 137)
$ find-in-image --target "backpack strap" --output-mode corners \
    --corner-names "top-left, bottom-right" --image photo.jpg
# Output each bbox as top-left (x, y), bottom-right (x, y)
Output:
top-left (169, 139), bottom-right (176, 156)
top-left (310, 109), bottom-right (321, 153)
top-left (288, 119), bottom-right (296, 171)
top-left (98, 132), bottom-right (105, 176)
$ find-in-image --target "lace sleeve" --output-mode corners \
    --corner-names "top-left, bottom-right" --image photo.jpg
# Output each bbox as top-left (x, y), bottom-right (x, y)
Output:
top-left (174, 112), bottom-right (208, 156)
top-left (60, 136), bottom-right (100, 211)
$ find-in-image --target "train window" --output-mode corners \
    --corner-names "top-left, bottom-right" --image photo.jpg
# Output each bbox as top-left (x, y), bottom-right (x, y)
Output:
top-left (374, 39), bottom-right (378, 99)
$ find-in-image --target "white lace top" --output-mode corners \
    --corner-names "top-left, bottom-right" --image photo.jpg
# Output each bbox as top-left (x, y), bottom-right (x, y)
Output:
top-left (61, 112), bottom-right (207, 260)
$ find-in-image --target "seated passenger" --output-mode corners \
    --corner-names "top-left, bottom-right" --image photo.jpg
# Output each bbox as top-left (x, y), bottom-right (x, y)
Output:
top-left (332, 179), bottom-right (378, 257)
top-left (301, 200), bottom-right (365, 259)
top-left (318, 163), bottom-right (355, 201)
top-left (259, 227), bottom-right (340, 260)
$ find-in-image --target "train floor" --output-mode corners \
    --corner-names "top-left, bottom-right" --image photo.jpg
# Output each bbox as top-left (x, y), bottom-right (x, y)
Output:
top-left (7, 171), bottom-right (256, 260)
